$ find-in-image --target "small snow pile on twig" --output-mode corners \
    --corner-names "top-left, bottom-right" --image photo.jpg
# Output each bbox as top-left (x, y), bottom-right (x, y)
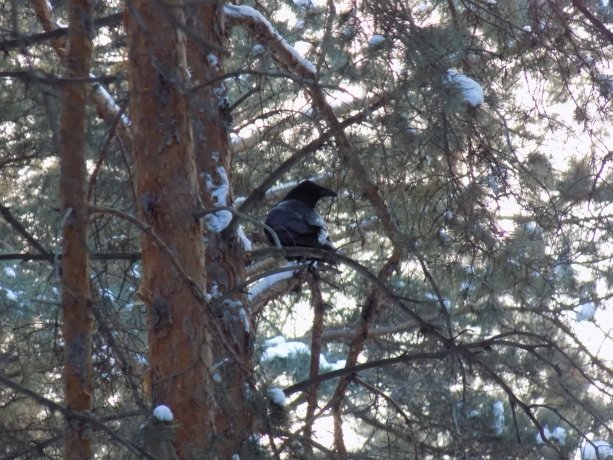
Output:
top-left (236, 225), bottom-right (252, 251)
top-left (261, 339), bottom-right (309, 361)
top-left (251, 44), bottom-right (266, 56)
top-left (575, 302), bottom-right (596, 322)
top-left (535, 425), bottom-right (566, 445)
top-left (267, 387), bottom-right (287, 406)
top-left (552, 427), bottom-right (567, 445)
top-left (153, 404), bottom-right (174, 422)
top-left (581, 440), bottom-right (613, 459)
top-left (320, 356), bottom-right (346, 371)
top-left (91, 79), bottom-right (130, 127)
top-left (248, 264), bottom-right (297, 301)
top-left (492, 400), bottom-right (504, 435)
top-left (444, 70), bottom-right (484, 107)
top-left (368, 34), bottom-right (385, 47)
top-left (261, 336), bottom-right (345, 370)
top-left (1, 287), bottom-right (18, 301)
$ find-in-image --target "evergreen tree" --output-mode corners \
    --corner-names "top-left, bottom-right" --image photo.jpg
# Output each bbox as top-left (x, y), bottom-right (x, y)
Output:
top-left (1, 0), bottom-right (612, 458)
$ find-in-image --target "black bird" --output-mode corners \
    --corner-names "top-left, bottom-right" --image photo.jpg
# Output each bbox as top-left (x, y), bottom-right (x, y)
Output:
top-left (264, 180), bottom-right (337, 255)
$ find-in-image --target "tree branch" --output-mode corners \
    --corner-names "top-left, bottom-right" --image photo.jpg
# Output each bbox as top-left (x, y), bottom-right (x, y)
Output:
top-left (572, 0), bottom-right (613, 45)
top-left (234, 95), bottom-right (387, 217)
top-left (31, 0), bottom-right (133, 148)
top-left (0, 372), bottom-right (154, 459)
top-left (283, 350), bottom-right (451, 396)
top-left (0, 204), bottom-right (53, 258)
top-left (0, 13), bottom-right (123, 52)
top-left (304, 276), bottom-right (326, 450)
top-left (89, 206), bottom-right (208, 303)
top-left (0, 252), bottom-right (140, 262)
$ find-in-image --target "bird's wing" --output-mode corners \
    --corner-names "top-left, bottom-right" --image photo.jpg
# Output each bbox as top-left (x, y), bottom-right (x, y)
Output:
top-left (266, 201), bottom-right (313, 234)
top-left (265, 200), bottom-right (333, 249)
top-left (303, 208), bottom-right (332, 247)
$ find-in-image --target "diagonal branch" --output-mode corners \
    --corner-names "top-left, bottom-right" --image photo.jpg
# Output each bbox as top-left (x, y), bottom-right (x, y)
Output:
top-left (31, 0), bottom-right (133, 147)
top-left (572, 0), bottom-right (613, 45)
top-left (0, 371), bottom-right (154, 459)
top-left (234, 96), bottom-right (387, 216)
top-left (0, 13), bottom-right (122, 52)
top-left (284, 349), bottom-right (451, 396)
top-left (0, 204), bottom-right (53, 259)
top-left (88, 206), bottom-right (249, 372)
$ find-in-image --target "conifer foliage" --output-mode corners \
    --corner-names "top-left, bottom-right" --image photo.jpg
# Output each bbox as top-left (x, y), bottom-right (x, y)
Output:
top-left (1, 1), bottom-right (612, 458)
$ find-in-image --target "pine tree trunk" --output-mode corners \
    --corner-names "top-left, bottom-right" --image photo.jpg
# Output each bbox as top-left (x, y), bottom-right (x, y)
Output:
top-left (59, 1), bottom-right (94, 458)
top-left (124, 3), bottom-right (213, 458)
top-left (185, 4), bottom-right (255, 456)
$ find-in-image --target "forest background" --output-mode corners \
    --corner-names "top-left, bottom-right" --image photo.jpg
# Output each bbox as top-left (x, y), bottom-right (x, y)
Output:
top-left (1, 0), bottom-right (613, 459)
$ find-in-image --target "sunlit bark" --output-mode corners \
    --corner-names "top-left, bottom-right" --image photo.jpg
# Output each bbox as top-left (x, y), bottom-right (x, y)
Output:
top-left (185, 4), bottom-right (255, 456)
top-left (59, 0), bottom-right (94, 458)
top-left (124, 2), bottom-right (213, 457)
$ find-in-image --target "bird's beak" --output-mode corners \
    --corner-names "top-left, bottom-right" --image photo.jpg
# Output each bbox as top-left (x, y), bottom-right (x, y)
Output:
top-left (322, 188), bottom-right (337, 198)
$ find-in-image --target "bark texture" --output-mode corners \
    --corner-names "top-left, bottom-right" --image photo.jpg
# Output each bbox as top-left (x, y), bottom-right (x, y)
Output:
top-left (125, 3), bottom-right (213, 458)
top-left (32, 0), bottom-right (132, 150)
top-left (59, 1), bottom-right (94, 458)
top-left (185, 5), bottom-right (255, 456)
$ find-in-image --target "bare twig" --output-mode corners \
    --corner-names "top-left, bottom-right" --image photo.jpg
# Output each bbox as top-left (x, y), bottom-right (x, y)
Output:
top-left (0, 13), bottom-right (122, 52)
top-left (0, 252), bottom-right (140, 262)
top-left (304, 276), bottom-right (326, 449)
top-left (571, 0), bottom-right (613, 45)
top-left (0, 204), bottom-right (53, 259)
top-left (0, 371), bottom-right (154, 459)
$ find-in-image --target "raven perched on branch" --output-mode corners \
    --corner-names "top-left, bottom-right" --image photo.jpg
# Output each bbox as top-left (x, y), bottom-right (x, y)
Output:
top-left (264, 180), bottom-right (337, 254)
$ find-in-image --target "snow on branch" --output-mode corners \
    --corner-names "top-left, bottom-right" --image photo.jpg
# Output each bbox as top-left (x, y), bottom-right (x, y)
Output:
top-left (32, 0), bottom-right (132, 138)
top-left (224, 5), bottom-right (317, 79)
top-left (91, 80), bottom-right (130, 127)
top-left (260, 336), bottom-right (346, 370)
top-left (247, 265), bottom-right (296, 301)
top-left (444, 70), bottom-right (484, 107)
top-left (203, 166), bottom-right (233, 233)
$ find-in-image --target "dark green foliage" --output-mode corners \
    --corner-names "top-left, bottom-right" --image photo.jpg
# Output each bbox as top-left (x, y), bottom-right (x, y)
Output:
top-left (1, 0), bottom-right (613, 458)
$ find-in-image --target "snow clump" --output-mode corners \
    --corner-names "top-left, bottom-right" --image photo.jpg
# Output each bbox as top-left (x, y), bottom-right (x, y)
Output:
top-left (267, 387), bottom-right (287, 406)
top-left (153, 404), bottom-right (173, 422)
top-left (444, 70), bottom-right (484, 107)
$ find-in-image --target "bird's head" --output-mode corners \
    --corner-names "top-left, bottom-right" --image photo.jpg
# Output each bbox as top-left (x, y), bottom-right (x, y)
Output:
top-left (283, 180), bottom-right (337, 207)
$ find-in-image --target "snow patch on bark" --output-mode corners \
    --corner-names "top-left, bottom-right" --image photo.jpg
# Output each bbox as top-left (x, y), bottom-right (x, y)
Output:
top-left (204, 166), bottom-right (232, 233)
top-left (236, 225), bottom-right (252, 251)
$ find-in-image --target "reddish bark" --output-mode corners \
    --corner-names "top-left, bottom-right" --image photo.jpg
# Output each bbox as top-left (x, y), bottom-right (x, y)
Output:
top-left (124, 3), bottom-right (213, 458)
top-left (184, 4), bottom-right (255, 455)
top-left (304, 277), bottom-right (325, 452)
top-left (32, 0), bottom-right (132, 150)
top-left (59, 1), bottom-right (94, 458)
